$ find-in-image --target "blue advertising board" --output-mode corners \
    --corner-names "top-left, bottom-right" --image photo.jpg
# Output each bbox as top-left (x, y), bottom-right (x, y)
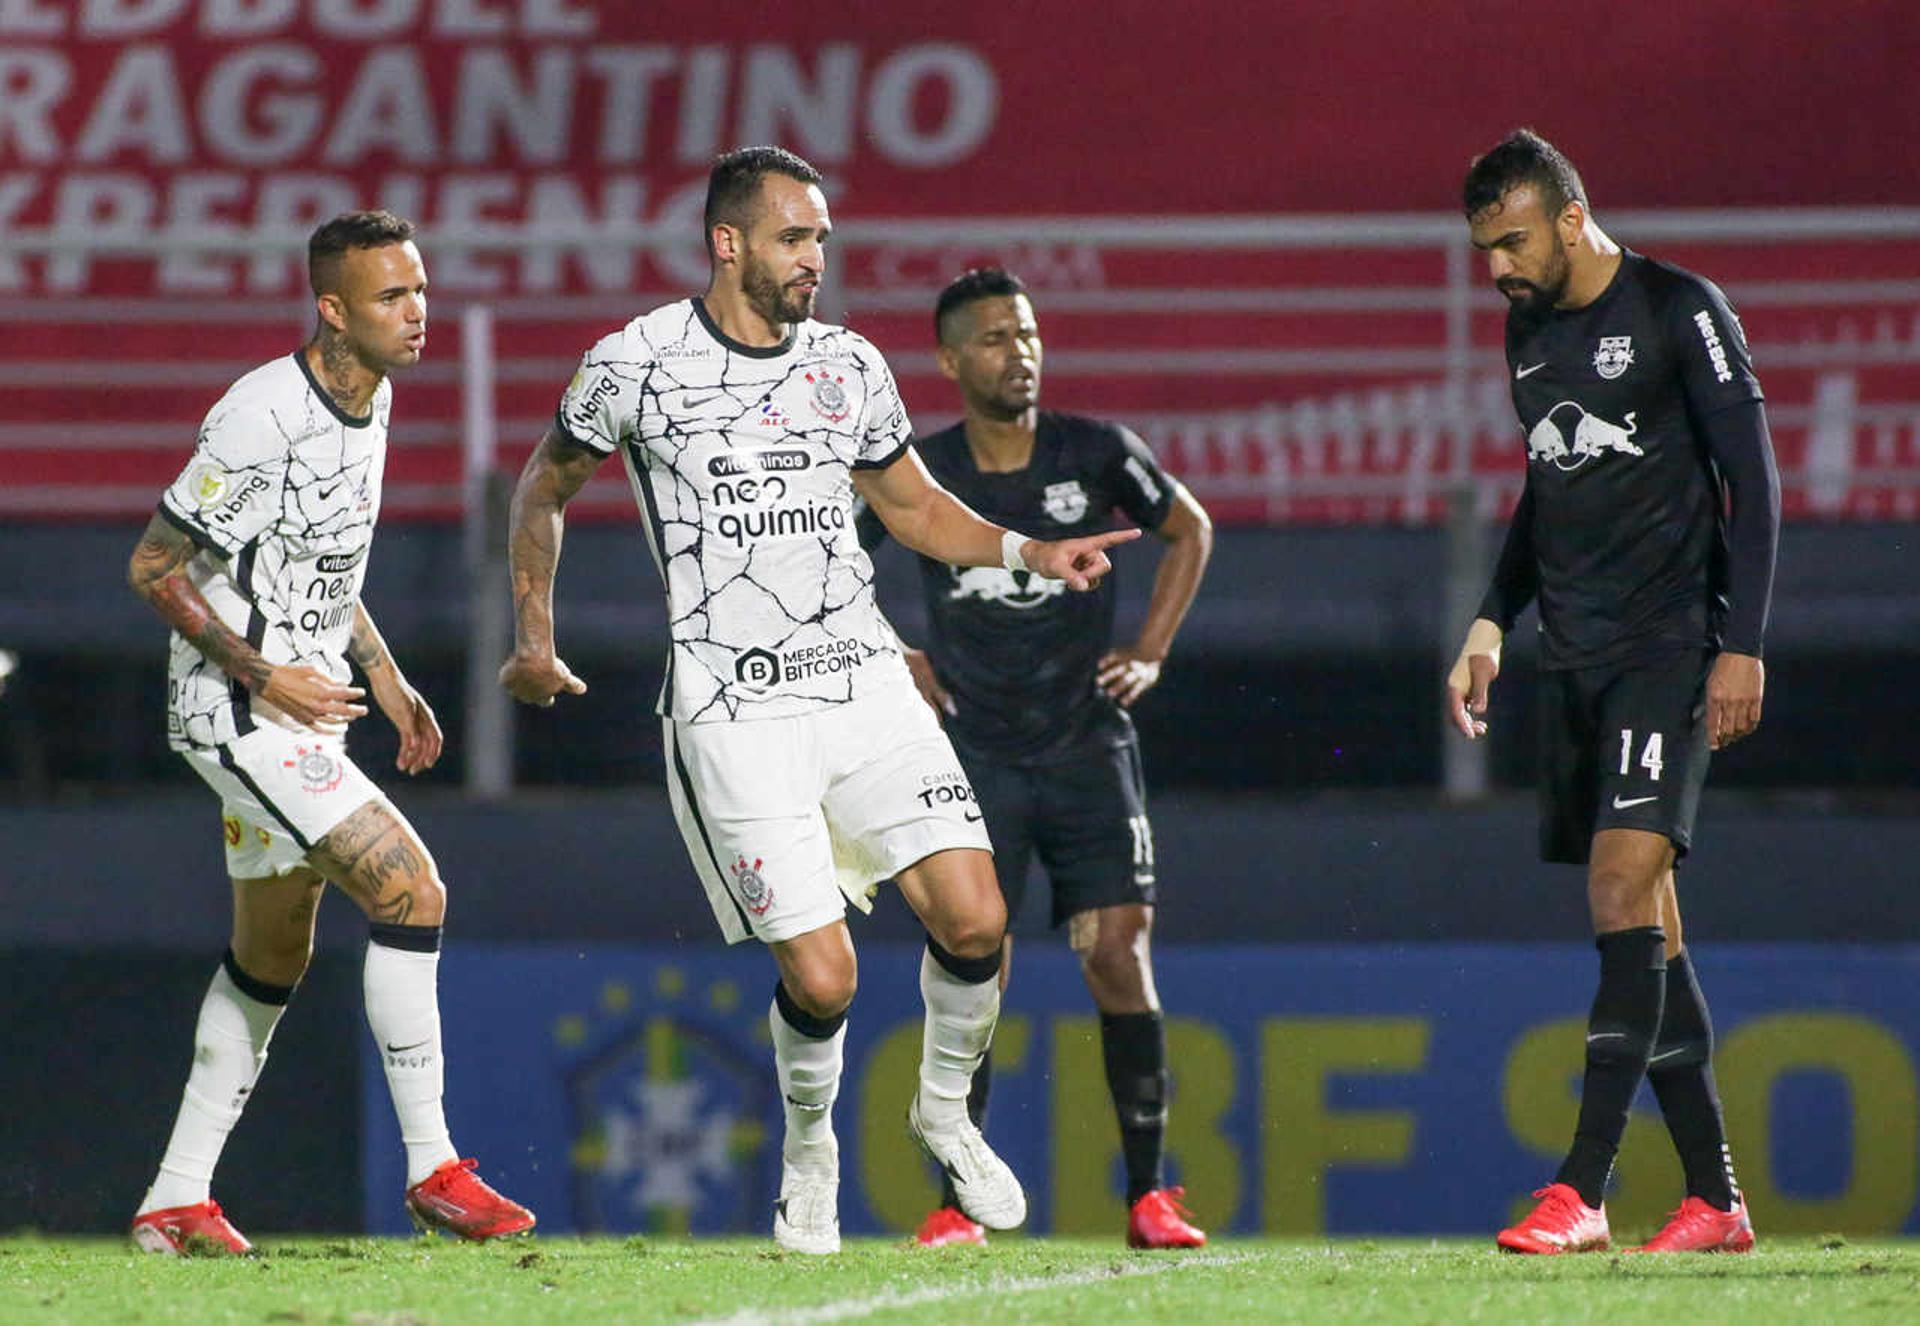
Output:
top-left (363, 944), bottom-right (1920, 1237)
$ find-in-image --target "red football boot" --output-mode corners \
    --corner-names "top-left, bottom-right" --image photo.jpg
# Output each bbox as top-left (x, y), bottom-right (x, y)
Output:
top-left (916, 1204), bottom-right (988, 1247)
top-left (1633, 1196), bottom-right (1755, 1253)
top-left (1127, 1187), bottom-right (1207, 1249)
top-left (131, 1200), bottom-right (254, 1256)
top-left (1497, 1183), bottom-right (1610, 1254)
top-left (405, 1158), bottom-right (536, 1241)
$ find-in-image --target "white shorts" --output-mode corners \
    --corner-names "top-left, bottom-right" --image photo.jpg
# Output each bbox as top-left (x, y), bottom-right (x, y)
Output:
top-left (179, 725), bottom-right (388, 879)
top-left (665, 679), bottom-right (993, 945)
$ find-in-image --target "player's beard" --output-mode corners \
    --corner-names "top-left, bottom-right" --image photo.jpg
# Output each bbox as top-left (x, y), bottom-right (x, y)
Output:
top-left (1498, 247), bottom-right (1572, 318)
top-left (742, 252), bottom-right (816, 327)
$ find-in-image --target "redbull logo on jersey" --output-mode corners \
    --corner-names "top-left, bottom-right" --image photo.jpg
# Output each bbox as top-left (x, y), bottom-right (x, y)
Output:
top-left (1043, 480), bottom-right (1089, 523)
top-left (1593, 335), bottom-right (1635, 380)
top-left (1527, 403), bottom-right (1644, 472)
top-left (947, 564), bottom-right (1068, 610)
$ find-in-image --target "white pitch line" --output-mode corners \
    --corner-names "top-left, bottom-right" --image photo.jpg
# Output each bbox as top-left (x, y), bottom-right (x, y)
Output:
top-left (688, 1252), bottom-right (1252, 1326)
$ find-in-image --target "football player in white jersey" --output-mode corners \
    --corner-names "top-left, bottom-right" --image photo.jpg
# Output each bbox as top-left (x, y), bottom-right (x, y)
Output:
top-left (126, 211), bottom-right (533, 1254)
top-left (501, 147), bottom-right (1136, 1254)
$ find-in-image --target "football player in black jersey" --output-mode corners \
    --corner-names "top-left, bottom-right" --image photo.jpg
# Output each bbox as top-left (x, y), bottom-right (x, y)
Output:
top-left (861, 268), bottom-right (1214, 1248)
top-left (1448, 131), bottom-right (1779, 1255)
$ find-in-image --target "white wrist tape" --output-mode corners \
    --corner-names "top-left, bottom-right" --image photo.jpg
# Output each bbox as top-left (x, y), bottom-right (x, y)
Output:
top-left (1000, 529), bottom-right (1030, 572)
top-left (1447, 618), bottom-right (1504, 693)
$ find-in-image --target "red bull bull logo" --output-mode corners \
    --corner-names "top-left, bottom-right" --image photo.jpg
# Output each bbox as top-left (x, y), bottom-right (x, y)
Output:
top-left (1527, 403), bottom-right (1644, 472)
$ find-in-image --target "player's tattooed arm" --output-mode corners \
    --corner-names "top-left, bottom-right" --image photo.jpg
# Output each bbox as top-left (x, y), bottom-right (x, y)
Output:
top-left (352, 602), bottom-right (442, 773)
top-left (128, 511), bottom-right (273, 692)
top-left (500, 426), bottom-right (603, 705)
top-left (129, 509), bottom-right (367, 729)
top-left (348, 601), bottom-right (393, 676)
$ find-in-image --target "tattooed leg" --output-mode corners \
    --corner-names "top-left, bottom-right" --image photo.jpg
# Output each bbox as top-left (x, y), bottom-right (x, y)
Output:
top-left (307, 800), bottom-right (446, 927)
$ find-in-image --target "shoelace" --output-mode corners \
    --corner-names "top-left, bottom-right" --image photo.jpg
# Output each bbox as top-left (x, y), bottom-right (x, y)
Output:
top-left (1527, 1186), bottom-right (1590, 1223)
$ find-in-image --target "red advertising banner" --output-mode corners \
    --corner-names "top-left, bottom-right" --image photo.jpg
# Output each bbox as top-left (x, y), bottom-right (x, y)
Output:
top-left (2, 1), bottom-right (1917, 522)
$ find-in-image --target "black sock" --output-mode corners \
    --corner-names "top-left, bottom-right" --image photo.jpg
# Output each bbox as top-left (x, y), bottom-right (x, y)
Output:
top-left (1646, 950), bottom-right (1739, 1210)
top-left (1101, 1010), bottom-right (1168, 1204)
top-left (938, 1048), bottom-right (994, 1210)
top-left (1555, 927), bottom-right (1666, 1209)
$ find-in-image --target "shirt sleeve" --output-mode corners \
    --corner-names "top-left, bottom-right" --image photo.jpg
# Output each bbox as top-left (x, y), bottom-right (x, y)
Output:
top-left (1476, 478), bottom-right (1539, 631)
top-left (1107, 424), bottom-right (1178, 530)
top-left (555, 330), bottom-right (646, 455)
top-left (1671, 274), bottom-right (1764, 416)
top-left (851, 345), bottom-right (913, 470)
top-left (1699, 399), bottom-right (1781, 657)
top-left (158, 396), bottom-right (286, 558)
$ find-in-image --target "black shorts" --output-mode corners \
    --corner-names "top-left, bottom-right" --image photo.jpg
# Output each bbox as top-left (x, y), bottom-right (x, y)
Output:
top-left (957, 734), bottom-right (1157, 930)
top-left (1536, 649), bottom-right (1713, 865)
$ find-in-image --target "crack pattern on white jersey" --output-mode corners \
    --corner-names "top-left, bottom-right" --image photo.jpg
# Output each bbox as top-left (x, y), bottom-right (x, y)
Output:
top-left (558, 301), bottom-right (912, 723)
top-left (159, 354), bottom-right (388, 748)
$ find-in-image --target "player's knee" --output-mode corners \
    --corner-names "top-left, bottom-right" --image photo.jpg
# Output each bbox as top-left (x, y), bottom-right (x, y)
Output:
top-left (234, 936), bottom-right (312, 989)
top-left (1080, 939), bottom-right (1147, 999)
top-left (931, 911), bottom-right (1004, 962)
top-left (405, 870), bottom-right (447, 927)
top-left (785, 966), bottom-right (855, 1020)
top-left (1587, 864), bottom-right (1661, 930)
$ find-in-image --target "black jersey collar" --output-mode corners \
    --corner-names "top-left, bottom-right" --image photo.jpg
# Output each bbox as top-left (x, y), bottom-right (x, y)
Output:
top-left (693, 297), bottom-right (797, 359)
top-left (293, 349), bottom-right (374, 429)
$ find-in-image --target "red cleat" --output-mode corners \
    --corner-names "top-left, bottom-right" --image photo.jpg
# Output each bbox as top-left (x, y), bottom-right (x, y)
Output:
top-left (916, 1204), bottom-right (988, 1247)
top-left (1497, 1183), bottom-right (1611, 1254)
top-left (1633, 1195), bottom-right (1755, 1253)
top-left (405, 1158), bottom-right (536, 1241)
top-left (131, 1200), bottom-right (254, 1256)
top-left (1127, 1186), bottom-right (1207, 1249)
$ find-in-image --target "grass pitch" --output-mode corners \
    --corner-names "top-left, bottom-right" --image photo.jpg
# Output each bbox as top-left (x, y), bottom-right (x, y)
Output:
top-left (3, 1234), bottom-right (1917, 1325)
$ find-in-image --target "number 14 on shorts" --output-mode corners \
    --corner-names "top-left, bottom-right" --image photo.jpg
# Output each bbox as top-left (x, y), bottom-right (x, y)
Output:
top-left (1619, 728), bottom-right (1665, 780)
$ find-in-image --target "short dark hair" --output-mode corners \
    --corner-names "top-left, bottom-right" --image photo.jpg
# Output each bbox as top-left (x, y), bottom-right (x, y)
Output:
top-left (704, 146), bottom-right (824, 245)
top-left (308, 209), bottom-right (416, 295)
top-left (934, 267), bottom-right (1028, 345)
top-left (1462, 128), bottom-right (1588, 220)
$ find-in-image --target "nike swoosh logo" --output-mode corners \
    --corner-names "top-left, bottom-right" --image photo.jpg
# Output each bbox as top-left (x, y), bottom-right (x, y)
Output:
top-left (680, 392), bottom-right (721, 409)
top-left (1586, 1032), bottom-right (1627, 1043)
top-left (385, 1039), bottom-right (431, 1054)
top-left (964, 811), bottom-right (983, 822)
top-left (1646, 1046), bottom-right (1690, 1065)
top-left (1514, 362), bottom-right (1547, 379)
top-left (1612, 795), bottom-right (1659, 809)
top-left (317, 482), bottom-right (342, 500)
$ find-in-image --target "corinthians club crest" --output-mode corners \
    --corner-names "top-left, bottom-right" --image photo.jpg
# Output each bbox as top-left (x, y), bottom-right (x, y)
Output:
top-left (731, 856), bottom-right (773, 915)
top-left (1593, 335), bottom-right (1635, 380)
top-left (805, 370), bottom-right (849, 423)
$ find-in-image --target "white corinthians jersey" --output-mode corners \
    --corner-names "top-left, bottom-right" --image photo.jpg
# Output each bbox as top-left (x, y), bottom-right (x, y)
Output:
top-left (557, 298), bottom-right (914, 722)
top-left (158, 352), bottom-right (389, 749)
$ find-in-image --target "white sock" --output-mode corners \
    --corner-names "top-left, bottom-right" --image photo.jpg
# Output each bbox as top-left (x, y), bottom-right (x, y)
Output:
top-left (769, 997), bottom-right (845, 1169)
top-left (140, 959), bottom-right (288, 1214)
top-left (364, 933), bottom-right (457, 1186)
top-left (917, 947), bottom-right (1000, 1128)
